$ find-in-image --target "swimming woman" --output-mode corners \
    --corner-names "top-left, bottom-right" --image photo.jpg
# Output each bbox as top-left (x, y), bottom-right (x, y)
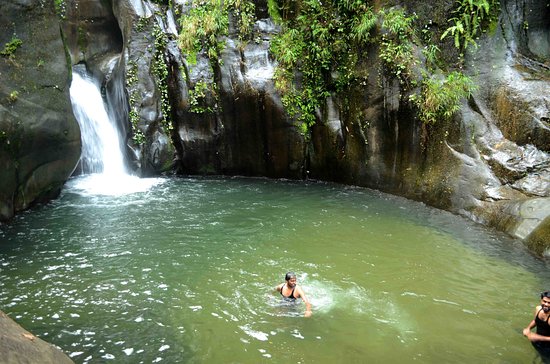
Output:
top-left (275, 272), bottom-right (312, 317)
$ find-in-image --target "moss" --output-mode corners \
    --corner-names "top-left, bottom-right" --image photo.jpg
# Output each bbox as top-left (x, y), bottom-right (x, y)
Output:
top-left (492, 87), bottom-right (531, 144)
top-left (77, 26), bottom-right (88, 55)
top-left (525, 217), bottom-right (550, 256)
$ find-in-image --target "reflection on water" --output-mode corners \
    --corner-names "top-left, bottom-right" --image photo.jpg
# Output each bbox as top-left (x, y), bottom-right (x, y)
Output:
top-left (0, 176), bottom-right (549, 363)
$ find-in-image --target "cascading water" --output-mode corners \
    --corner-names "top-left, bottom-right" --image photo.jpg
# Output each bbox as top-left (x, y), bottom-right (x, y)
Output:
top-left (244, 47), bottom-right (274, 81)
top-left (70, 68), bottom-right (127, 176)
top-left (69, 66), bottom-right (162, 195)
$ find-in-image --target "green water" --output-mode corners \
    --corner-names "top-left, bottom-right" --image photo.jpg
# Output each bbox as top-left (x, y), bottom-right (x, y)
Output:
top-left (0, 176), bottom-right (548, 363)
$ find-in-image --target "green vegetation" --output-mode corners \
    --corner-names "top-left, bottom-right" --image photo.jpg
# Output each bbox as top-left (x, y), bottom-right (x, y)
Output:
top-left (189, 80), bottom-right (216, 114)
top-left (128, 13), bottom-right (176, 145)
top-left (176, 0), bottom-right (254, 62)
top-left (152, 25), bottom-right (173, 133)
top-left (8, 91), bottom-right (19, 104)
top-left (126, 60), bottom-right (145, 145)
top-left (441, 0), bottom-right (500, 51)
top-left (177, 0), bottom-right (255, 115)
top-left (1, 36), bottom-right (23, 58)
top-left (77, 26), bottom-right (87, 55)
top-left (136, 16), bottom-right (149, 32)
top-left (270, 0), bottom-right (376, 135)
top-left (177, 0), bottom-right (230, 65)
top-left (54, 0), bottom-right (66, 19)
top-left (230, 0), bottom-right (256, 41)
top-left (268, 2), bottom-right (485, 131)
top-left (410, 72), bottom-right (476, 124)
top-left (173, 1), bottom-right (496, 131)
top-left (378, 8), bottom-right (418, 86)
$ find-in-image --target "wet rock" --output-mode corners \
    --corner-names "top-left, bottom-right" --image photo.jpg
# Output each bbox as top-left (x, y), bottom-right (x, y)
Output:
top-left (526, 216), bottom-right (550, 256)
top-left (0, 0), bottom-right (80, 220)
top-left (479, 198), bottom-right (550, 251)
top-left (0, 310), bottom-right (73, 364)
top-left (112, 1), bottom-right (176, 174)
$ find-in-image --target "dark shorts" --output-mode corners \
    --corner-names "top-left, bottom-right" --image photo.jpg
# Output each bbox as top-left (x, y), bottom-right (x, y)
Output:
top-left (533, 342), bottom-right (550, 363)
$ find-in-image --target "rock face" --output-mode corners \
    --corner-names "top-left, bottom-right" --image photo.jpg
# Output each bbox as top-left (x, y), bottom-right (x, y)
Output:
top-left (459, 0), bottom-right (550, 252)
top-left (117, 0), bottom-right (548, 252)
top-left (0, 0), bottom-right (81, 221)
top-left (0, 0), bottom-right (549, 253)
top-left (0, 310), bottom-right (74, 364)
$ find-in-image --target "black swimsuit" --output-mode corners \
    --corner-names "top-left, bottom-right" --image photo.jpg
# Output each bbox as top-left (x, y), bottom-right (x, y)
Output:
top-left (534, 308), bottom-right (550, 353)
top-left (280, 284), bottom-right (296, 300)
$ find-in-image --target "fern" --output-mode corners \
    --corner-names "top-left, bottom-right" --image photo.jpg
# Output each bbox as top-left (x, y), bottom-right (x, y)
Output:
top-left (441, 0), bottom-right (499, 50)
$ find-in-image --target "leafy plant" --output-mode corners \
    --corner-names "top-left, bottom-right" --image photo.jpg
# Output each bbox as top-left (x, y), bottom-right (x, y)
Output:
top-left (152, 25), bottom-right (173, 132)
top-left (126, 60), bottom-right (145, 145)
top-left (422, 44), bottom-right (441, 70)
top-left (188, 80), bottom-right (216, 113)
top-left (178, 0), bottom-right (255, 64)
top-left (350, 7), bottom-right (377, 43)
top-left (178, 0), bottom-right (230, 65)
top-left (227, 0), bottom-right (256, 40)
top-left (267, 0), bottom-right (283, 24)
top-left (441, 0), bottom-right (499, 50)
top-left (1, 36), bottom-right (23, 58)
top-left (270, 0), bottom-right (376, 136)
top-left (8, 90), bottom-right (19, 103)
top-left (378, 8), bottom-right (418, 85)
top-left (54, 0), bottom-right (66, 19)
top-left (411, 71), bottom-right (476, 124)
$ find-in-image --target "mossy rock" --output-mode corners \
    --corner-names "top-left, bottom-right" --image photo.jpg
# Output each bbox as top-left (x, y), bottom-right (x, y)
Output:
top-left (526, 217), bottom-right (550, 257)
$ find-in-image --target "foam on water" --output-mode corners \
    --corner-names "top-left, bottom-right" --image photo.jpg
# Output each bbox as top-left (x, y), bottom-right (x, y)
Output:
top-left (69, 67), bottom-right (163, 197)
top-left (66, 174), bottom-right (164, 196)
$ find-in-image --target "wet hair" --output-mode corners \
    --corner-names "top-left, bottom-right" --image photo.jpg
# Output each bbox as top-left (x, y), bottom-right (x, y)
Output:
top-left (285, 272), bottom-right (296, 281)
top-left (541, 291), bottom-right (550, 299)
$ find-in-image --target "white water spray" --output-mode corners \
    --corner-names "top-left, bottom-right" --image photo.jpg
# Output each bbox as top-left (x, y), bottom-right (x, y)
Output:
top-left (69, 69), bottom-right (162, 195)
top-left (244, 47), bottom-right (274, 81)
top-left (70, 71), bottom-right (126, 176)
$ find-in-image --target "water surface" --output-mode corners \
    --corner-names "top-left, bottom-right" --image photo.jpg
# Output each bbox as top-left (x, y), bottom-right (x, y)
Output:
top-left (0, 176), bottom-right (548, 363)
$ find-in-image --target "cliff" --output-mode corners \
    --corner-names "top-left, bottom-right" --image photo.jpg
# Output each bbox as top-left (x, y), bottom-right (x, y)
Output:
top-left (0, 0), bottom-right (549, 253)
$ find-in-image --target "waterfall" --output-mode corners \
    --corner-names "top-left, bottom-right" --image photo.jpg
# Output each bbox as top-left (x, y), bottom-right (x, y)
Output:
top-left (68, 66), bottom-right (162, 195)
top-left (70, 68), bottom-right (127, 176)
top-left (244, 47), bottom-right (274, 81)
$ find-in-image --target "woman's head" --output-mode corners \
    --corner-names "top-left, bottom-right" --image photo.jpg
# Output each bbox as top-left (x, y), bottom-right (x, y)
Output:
top-left (285, 272), bottom-right (296, 281)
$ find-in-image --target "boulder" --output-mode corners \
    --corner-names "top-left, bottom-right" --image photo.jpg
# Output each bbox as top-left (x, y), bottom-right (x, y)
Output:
top-left (0, 0), bottom-right (80, 220)
top-left (0, 310), bottom-right (73, 364)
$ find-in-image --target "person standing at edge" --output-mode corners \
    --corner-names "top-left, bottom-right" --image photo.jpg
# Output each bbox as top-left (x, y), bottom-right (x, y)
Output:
top-left (276, 272), bottom-right (312, 317)
top-left (523, 291), bottom-right (550, 357)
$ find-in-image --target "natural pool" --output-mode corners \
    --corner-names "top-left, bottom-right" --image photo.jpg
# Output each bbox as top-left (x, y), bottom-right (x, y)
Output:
top-left (0, 175), bottom-right (549, 363)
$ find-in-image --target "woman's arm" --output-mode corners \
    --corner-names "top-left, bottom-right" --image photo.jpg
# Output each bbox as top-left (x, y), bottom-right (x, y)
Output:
top-left (297, 287), bottom-right (312, 317)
